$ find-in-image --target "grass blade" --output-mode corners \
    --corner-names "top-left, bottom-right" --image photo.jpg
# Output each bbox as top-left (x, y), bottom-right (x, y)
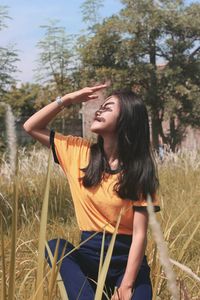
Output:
top-left (33, 231), bottom-right (102, 300)
top-left (97, 228), bottom-right (106, 279)
top-left (8, 158), bottom-right (19, 300)
top-left (177, 220), bottom-right (200, 262)
top-left (18, 267), bottom-right (37, 296)
top-left (147, 195), bottom-right (179, 300)
top-left (76, 277), bottom-right (88, 300)
top-left (48, 238), bottom-right (61, 299)
top-left (170, 259), bottom-right (200, 283)
top-left (48, 238), bottom-right (68, 300)
top-left (164, 207), bottom-right (188, 241)
top-left (45, 242), bottom-right (69, 300)
top-left (1, 214), bottom-right (7, 300)
top-left (34, 151), bottom-right (52, 300)
top-left (169, 215), bottom-right (194, 249)
top-left (94, 209), bottom-right (123, 300)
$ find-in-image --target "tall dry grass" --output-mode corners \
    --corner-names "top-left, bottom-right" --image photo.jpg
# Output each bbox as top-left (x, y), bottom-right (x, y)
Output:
top-left (0, 146), bottom-right (75, 227)
top-left (148, 150), bottom-right (200, 299)
top-left (0, 146), bottom-right (200, 299)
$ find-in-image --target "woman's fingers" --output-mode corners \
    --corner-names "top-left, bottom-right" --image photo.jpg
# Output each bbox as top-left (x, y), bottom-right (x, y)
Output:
top-left (90, 83), bottom-right (108, 92)
top-left (111, 288), bottom-right (121, 300)
top-left (88, 94), bottom-right (99, 99)
top-left (70, 84), bottom-right (107, 104)
top-left (111, 294), bottom-right (120, 300)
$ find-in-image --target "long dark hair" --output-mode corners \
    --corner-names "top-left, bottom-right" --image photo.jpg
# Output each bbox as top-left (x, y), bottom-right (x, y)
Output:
top-left (81, 90), bottom-right (159, 201)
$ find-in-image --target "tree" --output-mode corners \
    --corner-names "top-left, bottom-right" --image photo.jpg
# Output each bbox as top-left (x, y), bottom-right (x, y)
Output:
top-left (35, 20), bottom-right (82, 121)
top-left (81, 0), bottom-right (104, 29)
top-left (155, 1), bottom-right (200, 150)
top-left (0, 4), bottom-right (11, 30)
top-left (77, 0), bottom-right (200, 150)
top-left (4, 83), bottom-right (41, 119)
top-left (0, 83), bottom-right (41, 150)
top-left (0, 5), bottom-right (19, 151)
top-left (35, 20), bottom-right (74, 95)
top-left (77, 16), bottom-right (130, 87)
top-left (0, 5), bottom-right (19, 98)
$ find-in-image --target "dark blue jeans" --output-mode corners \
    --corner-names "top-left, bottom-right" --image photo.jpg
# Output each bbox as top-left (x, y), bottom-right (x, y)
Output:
top-left (46, 232), bottom-right (152, 300)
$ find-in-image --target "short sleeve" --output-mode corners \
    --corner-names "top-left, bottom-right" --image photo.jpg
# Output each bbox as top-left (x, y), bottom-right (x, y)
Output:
top-left (50, 130), bottom-right (59, 164)
top-left (50, 129), bottom-right (90, 174)
top-left (133, 194), bottom-right (160, 213)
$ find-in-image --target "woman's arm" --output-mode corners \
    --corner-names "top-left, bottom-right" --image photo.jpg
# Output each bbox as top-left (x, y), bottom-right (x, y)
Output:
top-left (112, 210), bottom-right (148, 300)
top-left (23, 84), bottom-right (107, 147)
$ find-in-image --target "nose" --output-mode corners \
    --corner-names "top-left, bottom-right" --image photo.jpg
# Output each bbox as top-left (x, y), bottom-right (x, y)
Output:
top-left (95, 110), bottom-right (101, 117)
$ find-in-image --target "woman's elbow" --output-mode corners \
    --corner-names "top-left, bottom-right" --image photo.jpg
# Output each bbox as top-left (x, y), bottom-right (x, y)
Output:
top-left (23, 121), bottom-right (32, 133)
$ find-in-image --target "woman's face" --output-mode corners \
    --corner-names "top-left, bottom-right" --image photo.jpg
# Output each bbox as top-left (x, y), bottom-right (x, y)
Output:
top-left (90, 96), bottom-right (120, 135)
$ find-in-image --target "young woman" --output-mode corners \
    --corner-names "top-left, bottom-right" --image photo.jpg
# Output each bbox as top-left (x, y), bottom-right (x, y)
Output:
top-left (23, 84), bottom-right (160, 300)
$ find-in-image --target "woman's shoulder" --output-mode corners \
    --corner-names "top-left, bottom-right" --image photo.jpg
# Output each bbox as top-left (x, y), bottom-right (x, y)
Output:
top-left (53, 131), bottom-right (91, 149)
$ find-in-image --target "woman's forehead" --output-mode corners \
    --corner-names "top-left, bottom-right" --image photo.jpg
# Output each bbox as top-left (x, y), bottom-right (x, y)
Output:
top-left (103, 95), bottom-right (118, 105)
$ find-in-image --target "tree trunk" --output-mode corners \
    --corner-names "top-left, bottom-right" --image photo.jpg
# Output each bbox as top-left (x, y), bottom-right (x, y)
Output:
top-left (148, 29), bottom-right (161, 150)
top-left (151, 114), bottom-right (160, 149)
top-left (169, 116), bottom-right (176, 152)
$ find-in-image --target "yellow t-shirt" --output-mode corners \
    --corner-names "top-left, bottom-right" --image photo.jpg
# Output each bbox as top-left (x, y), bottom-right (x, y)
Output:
top-left (51, 132), bottom-right (160, 235)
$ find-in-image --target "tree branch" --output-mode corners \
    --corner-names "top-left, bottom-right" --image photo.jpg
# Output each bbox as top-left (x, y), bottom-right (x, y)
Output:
top-left (189, 45), bottom-right (200, 60)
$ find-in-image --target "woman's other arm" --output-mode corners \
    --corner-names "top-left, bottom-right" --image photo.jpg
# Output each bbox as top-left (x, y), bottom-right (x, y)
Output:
top-left (112, 210), bottom-right (148, 300)
top-left (23, 84), bottom-right (107, 147)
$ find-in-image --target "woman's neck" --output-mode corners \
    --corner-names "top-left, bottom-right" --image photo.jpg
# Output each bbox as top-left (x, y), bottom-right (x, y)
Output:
top-left (102, 135), bottom-right (119, 170)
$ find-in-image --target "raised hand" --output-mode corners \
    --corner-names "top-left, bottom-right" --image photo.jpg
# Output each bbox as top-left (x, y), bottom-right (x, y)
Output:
top-left (63, 84), bottom-right (108, 105)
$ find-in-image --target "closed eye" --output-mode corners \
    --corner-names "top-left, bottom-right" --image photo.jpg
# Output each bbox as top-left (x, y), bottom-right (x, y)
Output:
top-left (99, 101), bottom-right (115, 111)
top-left (99, 106), bottom-right (112, 112)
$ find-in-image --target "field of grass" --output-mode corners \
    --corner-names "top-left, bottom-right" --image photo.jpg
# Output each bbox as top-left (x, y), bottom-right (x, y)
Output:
top-left (0, 146), bottom-right (200, 299)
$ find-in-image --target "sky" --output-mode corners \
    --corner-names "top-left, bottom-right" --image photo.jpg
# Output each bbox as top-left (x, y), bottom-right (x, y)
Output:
top-left (1, 0), bottom-right (123, 84)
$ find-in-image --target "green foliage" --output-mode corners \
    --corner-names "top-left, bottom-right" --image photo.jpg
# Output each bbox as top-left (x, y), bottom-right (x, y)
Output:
top-left (1, 2), bottom-right (199, 151)
top-left (0, 83), bottom-right (41, 151)
top-left (77, 0), bottom-right (200, 150)
top-left (0, 5), bottom-right (19, 98)
top-left (81, 0), bottom-right (104, 28)
top-left (79, 18), bottom-right (125, 68)
top-left (0, 83), bottom-right (43, 153)
top-left (4, 83), bottom-right (41, 118)
top-left (0, 5), bottom-right (11, 31)
top-left (35, 20), bottom-right (74, 95)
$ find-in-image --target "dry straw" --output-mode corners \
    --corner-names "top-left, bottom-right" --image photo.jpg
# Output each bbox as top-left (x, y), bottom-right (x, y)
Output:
top-left (170, 259), bottom-right (200, 283)
top-left (34, 151), bottom-right (52, 300)
top-left (1, 130), bottom-right (199, 298)
top-left (147, 195), bottom-right (179, 300)
top-left (94, 209), bottom-right (124, 300)
top-left (7, 163), bottom-right (19, 300)
top-left (0, 215), bottom-right (7, 300)
top-left (5, 104), bottom-right (17, 174)
top-left (1, 103), bottom-right (19, 300)
top-left (45, 241), bottom-right (69, 300)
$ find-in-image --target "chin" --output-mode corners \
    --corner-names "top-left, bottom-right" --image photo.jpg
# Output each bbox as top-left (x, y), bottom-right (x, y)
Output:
top-left (90, 126), bottom-right (102, 134)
